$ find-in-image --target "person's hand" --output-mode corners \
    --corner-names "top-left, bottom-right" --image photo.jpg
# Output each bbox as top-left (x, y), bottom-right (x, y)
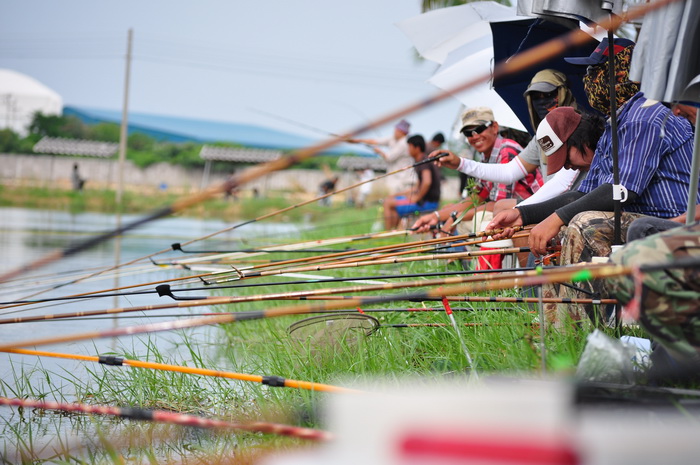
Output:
top-left (429, 150), bottom-right (460, 170)
top-left (528, 214), bottom-right (564, 257)
top-left (485, 208), bottom-right (523, 240)
top-left (411, 212), bottom-right (439, 234)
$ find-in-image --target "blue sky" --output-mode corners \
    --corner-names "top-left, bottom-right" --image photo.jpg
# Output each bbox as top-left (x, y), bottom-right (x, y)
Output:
top-left (0, 1), bottom-right (463, 143)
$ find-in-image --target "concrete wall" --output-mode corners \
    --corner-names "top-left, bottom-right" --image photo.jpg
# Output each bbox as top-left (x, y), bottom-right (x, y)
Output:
top-left (0, 154), bottom-right (461, 201)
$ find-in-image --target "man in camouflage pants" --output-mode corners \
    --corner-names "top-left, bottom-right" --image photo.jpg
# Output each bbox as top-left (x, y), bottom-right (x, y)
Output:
top-left (542, 211), bottom-right (646, 325)
top-left (605, 221), bottom-right (700, 365)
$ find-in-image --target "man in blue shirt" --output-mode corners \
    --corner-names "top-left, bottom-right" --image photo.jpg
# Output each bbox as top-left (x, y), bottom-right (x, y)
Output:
top-left (487, 38), bottom-right (697, 325)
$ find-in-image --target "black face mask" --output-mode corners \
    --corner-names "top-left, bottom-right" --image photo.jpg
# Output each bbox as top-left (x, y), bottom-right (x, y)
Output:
top-left (531, 93), bottom-right (559, 120)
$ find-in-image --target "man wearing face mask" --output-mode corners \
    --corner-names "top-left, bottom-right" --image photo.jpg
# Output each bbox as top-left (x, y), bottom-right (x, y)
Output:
top-left (486, 38), bottom-right (697, 325)
top-left (432, 70), bottom-right (582, 222)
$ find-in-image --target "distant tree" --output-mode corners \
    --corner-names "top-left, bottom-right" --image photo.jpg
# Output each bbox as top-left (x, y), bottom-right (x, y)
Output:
top-left (28, 112), bottom-right (66, 137)
top-left (0, 129), bottom-right (20, 153)
top-left (60, 115), bottom-right (89, 139)
top-left (128, 132), bottom-right (155, 151)
top-left (88, 123), bottom-right (121, 142)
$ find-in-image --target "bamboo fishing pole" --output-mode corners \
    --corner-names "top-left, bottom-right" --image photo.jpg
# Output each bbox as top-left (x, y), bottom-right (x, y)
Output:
top-left (0, 261), bottom-right (637, 349)
top-left (1, 0), bottom-right (672, 285)
top-left (0, 229), bottom-right (411, 311)
top-left (0, 266), bottom-right (536, 308)
top-left (197, 228), bottom-right (530, 282)
top-left (0, 264), bottom-right (550, 325)
top-left (6, 294), bottom-right (620, 324)
top-left (3, 348), bottom-right (359, 394)
top-left (169, 154), bottom-right (448, 254)
top-left (12, 307), bottom-right (537, 322)
top-left (234, 245), bottom-right (536, 280)
top-left (0, 396), bottom-right (332, 441)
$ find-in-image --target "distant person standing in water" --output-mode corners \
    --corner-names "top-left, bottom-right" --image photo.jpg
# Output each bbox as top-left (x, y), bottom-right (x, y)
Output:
top-left (71, 163), bottom-right (85, 191)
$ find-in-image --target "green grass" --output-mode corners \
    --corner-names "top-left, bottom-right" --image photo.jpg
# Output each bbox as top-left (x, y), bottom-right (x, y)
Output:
top-left (0, 202), bottom-right (654, 463)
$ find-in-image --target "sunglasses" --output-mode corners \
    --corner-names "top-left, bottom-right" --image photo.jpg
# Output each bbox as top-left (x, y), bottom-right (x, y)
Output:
top-left (462, 121), bottom-right (492, 137)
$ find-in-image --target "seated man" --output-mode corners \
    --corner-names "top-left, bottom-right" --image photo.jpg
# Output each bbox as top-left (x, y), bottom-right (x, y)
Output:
top-left (435, 69), bottom-right (584, 215)
top-left (487, 38), bottom-right (697, 325)
top-left (605, 221), bottom-right (700, 377)
top-left (383, 134), bottom-right (440, 230)
top-left (412, 107), bottom-right (542, 236)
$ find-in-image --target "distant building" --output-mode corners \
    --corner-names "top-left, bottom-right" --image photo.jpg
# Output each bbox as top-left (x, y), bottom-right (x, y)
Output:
top-left (64, 106), bottom-right (375, 156)
top-left (0, 69), bottom-right (62, 136)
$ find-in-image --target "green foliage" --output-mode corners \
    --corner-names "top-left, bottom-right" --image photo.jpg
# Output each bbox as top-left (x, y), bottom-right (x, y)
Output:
top-left (0, 128), bottom-right (20, 152)
top-left (89, 122), bottom-right (121, 142)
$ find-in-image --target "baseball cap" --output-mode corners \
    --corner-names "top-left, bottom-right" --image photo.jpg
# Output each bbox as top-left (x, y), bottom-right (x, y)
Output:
top-left (564, 37), bottom-right (635, 66)
top-left (460, 107), bottom-right (494, 132)
top-left (524, 69), bottom-right (567, 96)
top-left (536, 107), bottom-right (581, 176)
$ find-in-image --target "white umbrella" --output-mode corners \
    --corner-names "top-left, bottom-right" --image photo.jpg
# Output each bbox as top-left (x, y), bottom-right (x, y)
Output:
top-left (395, 1), bottom-right (518, 64)
top-left (396, 2), bottom-right (527, 131)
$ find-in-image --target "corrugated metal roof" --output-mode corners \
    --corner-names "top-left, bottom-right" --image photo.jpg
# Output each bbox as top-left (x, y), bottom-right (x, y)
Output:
top-left (199, 145), bottom-right (283, 163)
top-left (33, 136), bottom-right (118, 157)
top-left (337, 155), bottom-right (386, 171)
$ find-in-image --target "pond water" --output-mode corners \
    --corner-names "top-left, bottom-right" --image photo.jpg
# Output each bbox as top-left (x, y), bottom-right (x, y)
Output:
top-left (0, 206), bottom-right (303, 455)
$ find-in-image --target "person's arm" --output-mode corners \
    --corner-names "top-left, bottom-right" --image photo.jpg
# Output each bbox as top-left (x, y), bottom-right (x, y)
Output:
top-left (516, 190), bottom-right (586, 225)
top-left (554, 183), bottom-right (638, 224)
top-left (454, 155), bottom-right (532, 184)
top-left (517, 168), bottom-right (579, 207)
top-left (411, 199), bottom-right (476, 233)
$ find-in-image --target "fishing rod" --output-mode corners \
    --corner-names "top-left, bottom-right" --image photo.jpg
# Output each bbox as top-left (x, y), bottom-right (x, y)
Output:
top-left (193, 227), bottom-right (529, 279)
top-left (0, 229), bottom-right (412, 312)
top-left (231, 245), bottom-right (536, 281)
top-left (0, 266), bottom-right (537, 307)
top-left (15, 307), bottom-right (537, 322)
top-left (0, 261), bottom-right (642, 350)
top-left (168, 153), bottom-right (448, 256)
top-left (167, 228), bottom-right (411, 266)
top-left (250, 107), bottom-right (376, 150)
top-left (3, 1), bottom-right (668, 287)
top-left (3, 348), bottom-right (359, 394)
top-left (0, 396), bottom-right (332, 441)
top-left (0, 264), bottom-right (552, 325)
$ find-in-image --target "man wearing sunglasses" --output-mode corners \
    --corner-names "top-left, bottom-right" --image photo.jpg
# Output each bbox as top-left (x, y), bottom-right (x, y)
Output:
top-left (413, 70), bottom-right (586, 238)
top-left (412, 107), bottom-right (542, 242)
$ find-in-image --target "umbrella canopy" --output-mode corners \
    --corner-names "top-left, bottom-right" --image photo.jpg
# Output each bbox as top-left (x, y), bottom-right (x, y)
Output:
top-left (490, 18), bottom-right (598, 134)
top-left (397, 2), bottom-right (597, 134)
top-left (629, 0), bottom-right (700, 104)
top-left (396, 2), bottom-right (528, 132)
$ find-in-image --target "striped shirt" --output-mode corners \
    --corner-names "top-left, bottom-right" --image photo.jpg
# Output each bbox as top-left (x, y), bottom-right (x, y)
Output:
top-left (474, 136), bottom-right (543, 202)
top-left (579, 92), bottom-right (697, 218)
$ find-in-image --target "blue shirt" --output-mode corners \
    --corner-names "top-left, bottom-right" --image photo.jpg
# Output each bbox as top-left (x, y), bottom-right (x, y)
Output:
top-left (579, 92), bottom-right (696, 218)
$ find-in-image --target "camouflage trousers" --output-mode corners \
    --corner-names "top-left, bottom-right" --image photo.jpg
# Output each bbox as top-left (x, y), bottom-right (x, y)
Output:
top-left (542, 211), bottom-right (646, 327)
top-left (605, 221), bottom-right (700, 361)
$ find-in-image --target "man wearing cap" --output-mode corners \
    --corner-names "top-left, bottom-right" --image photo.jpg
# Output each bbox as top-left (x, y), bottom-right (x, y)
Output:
top-left (350, 119), bottom-right (414, 195)
top-left (412, 107), bottom-right (542, 237)
top-left (426, 70), bottom-right (583, 238)
top-left (487, 38), bottom-right (697, 325)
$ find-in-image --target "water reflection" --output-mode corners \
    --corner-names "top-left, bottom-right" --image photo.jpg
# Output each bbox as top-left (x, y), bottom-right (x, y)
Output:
top-left (0, 206), bottom-right (302, 392)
